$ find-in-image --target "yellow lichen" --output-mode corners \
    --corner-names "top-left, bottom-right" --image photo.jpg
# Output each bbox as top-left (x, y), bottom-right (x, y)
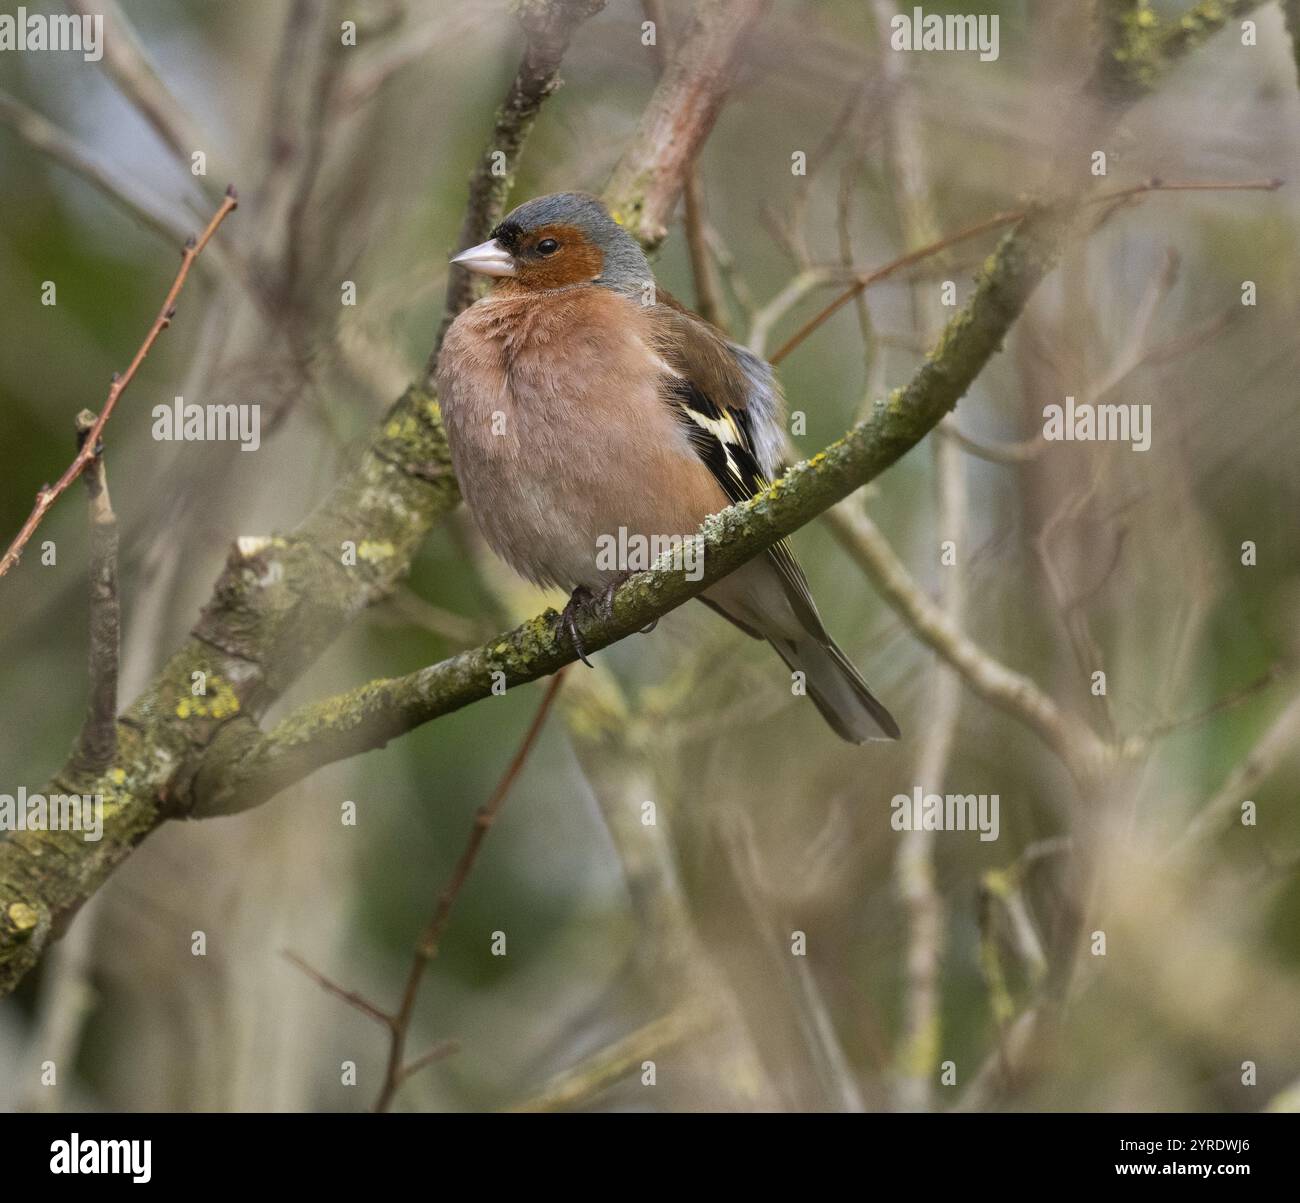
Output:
top-left (175, 676), bottom-right (241, 720)
top-left (7, 902), bottom-right (38, 930)
top-left (357, 540), bottom-right (396, 562)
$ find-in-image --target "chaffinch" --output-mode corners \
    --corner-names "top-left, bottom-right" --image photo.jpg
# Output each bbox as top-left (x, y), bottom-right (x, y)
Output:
top-left (437, 192), bottom-right (899, 743)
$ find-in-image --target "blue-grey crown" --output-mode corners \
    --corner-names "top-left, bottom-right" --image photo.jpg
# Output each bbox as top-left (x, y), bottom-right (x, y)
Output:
top-left (496, 192), bottom-right (650, 295)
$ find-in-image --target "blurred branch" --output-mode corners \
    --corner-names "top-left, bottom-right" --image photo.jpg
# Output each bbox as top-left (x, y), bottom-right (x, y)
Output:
top-left (430, 0), bottom-right (608, 370)
top-left (0, 89), bottom-right (200, 253)
top-left (1173, 690), bottom-right (1300, 858)
top-left (945, 426), bottom-right (1045, 465)
top-left (69, 412), bottom-right (120, 779)
top-left (506, 1002), bottom-right (717, 1112)
top-left (1091, 0), bottom-right (1264, 101)
top-left (374, 667), bottom-right (568, 1112)
top-left (0, 0), bottom-right (1264, 999)
top-left (1286, 0), bottom-right (1300, 87)
top-left (642, 0), bottom-right (729, 330)
top-left (287, 669), bottom-right (567, 1112)
top-left (66, 0), bottom-right (233, 196)
top-left (824, 502), bottom-right (1113, 788)
top-left (0, 189), bottom-right (237, 581)
top-left (869, 0), bottom-right (955, 1110)
top-left (604, 0), bottom-right (772, 248)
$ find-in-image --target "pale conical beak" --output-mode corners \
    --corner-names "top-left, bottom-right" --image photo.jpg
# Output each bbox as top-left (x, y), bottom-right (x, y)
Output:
top-left (449, 238), bottom-right (516, 277)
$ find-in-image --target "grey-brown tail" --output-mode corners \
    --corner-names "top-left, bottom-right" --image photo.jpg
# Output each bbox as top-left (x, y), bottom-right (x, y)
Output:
top-left (771, 631), bottom-right (900, 744)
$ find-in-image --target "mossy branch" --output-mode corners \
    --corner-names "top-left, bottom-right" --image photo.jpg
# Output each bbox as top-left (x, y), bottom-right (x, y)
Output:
top-left (192, 205), bottom-right (1077, 816)
top-left (0, 0), bottom-right (766, 998)
top-left (0, 0), bottom-right (1265, 999)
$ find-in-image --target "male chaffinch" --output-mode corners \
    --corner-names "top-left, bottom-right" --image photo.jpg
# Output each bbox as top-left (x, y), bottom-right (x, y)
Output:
top-left (437, 192), bottom-right (899, 743)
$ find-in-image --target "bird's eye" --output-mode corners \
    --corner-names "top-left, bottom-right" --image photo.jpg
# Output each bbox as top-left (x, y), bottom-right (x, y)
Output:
top-left (536, 238), bottom-right (560, 256)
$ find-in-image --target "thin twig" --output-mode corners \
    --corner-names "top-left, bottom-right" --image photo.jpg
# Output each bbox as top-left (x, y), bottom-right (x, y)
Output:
top-left (0, 189), bottom-right (238, 580)
top-left (373, 668), bottom-right (569, 1112)
top-left (282, 950), bottom-right (392, 1027)
top-left (1137, 665), bottom-right (1283, 743)
top-left (1172, 690), bottom-right (1300, 859)
top-left (769, 208), bottom-right (1026, 364)
top-left (769, 176), bottom-right (1282, 367)
top-left (506, 1003), bottom-right (716, 1112)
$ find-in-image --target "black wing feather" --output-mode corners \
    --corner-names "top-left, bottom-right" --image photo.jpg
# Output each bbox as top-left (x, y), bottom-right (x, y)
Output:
top-left (665, 379), bottom-right (829, 642)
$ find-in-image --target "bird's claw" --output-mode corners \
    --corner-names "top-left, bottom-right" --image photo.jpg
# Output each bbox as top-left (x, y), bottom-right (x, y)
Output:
top-left (556, 576), bottom-right (657, 666)
top-left (557, 586), bottom-right (595, 668)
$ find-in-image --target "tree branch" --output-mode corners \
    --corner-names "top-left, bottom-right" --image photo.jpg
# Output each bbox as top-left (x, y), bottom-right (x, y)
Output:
top-left (193, 204), bottom-right (1080, 815)
top-left (603, 0), bottom-right (771, 248)
top-left (0, 0), bottom-right (1262, 1001)
top-left (0, 189), bottom-right (238, 579)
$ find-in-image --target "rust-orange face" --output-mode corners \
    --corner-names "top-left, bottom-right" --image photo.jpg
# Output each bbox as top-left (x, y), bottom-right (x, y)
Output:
top-left (451, 220), bottom-right (604, 291)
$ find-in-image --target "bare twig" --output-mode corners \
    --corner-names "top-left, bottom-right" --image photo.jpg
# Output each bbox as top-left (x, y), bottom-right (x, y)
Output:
top-left (0, 189), bottom-right (237, 580)
top-left (286, 670), bottom-right (568, 1110)
top-left (769, 209), bottom-right (1025, 365)
top-left (282, 950), bottom-right (392, 1027)
top-left (429, 0), bottom-right (608, 372)
top-left (373, 668), bottom-right (569, 1112)
top-left (69, 412), bottom-right (120, 778)
top-left (1172, 691), bottom-right (1300, 858)
top-left (1137, 665), bottom-right (1283, 743)
top-left (768, 177), bottom-right (1282, 367)
top-left (506, 1003), bottom-right (716, 1112)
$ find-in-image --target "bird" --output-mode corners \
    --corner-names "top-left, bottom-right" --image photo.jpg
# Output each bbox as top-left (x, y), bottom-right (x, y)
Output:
top-left (436, 191), bottom-right (899, 743)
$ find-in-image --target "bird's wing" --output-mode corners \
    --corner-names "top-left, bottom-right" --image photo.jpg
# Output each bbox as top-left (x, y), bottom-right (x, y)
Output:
top-left (649, 301), bottom-right (828, 642)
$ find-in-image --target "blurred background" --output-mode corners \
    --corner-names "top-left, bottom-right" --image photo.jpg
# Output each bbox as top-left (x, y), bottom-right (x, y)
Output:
top-left (0, 0), bottom-right (1297, 1112)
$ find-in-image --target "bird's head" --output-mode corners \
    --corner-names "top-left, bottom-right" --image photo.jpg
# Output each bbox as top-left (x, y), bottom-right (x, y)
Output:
top-left (449, 192), bottom-right (650, 296)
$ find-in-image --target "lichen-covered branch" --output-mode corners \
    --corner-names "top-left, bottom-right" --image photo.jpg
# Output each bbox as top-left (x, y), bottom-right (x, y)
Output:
top-left (0, 0), bottom-right (755, 998)
top-left (0, 0), bottom-right (1257, 1000)
top-left (1092, 0), bottom-right (1262, 101)
top-left (193, 205), bottom-right (1079, 816)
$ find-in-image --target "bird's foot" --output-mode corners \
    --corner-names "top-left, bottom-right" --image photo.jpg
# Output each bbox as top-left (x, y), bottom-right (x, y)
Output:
top-left (597, 573), bottom-right (656, 633)
top-left (596, 572), bottom-right (630, 621)
top-left (556, 586), bottom-right (596, 668)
